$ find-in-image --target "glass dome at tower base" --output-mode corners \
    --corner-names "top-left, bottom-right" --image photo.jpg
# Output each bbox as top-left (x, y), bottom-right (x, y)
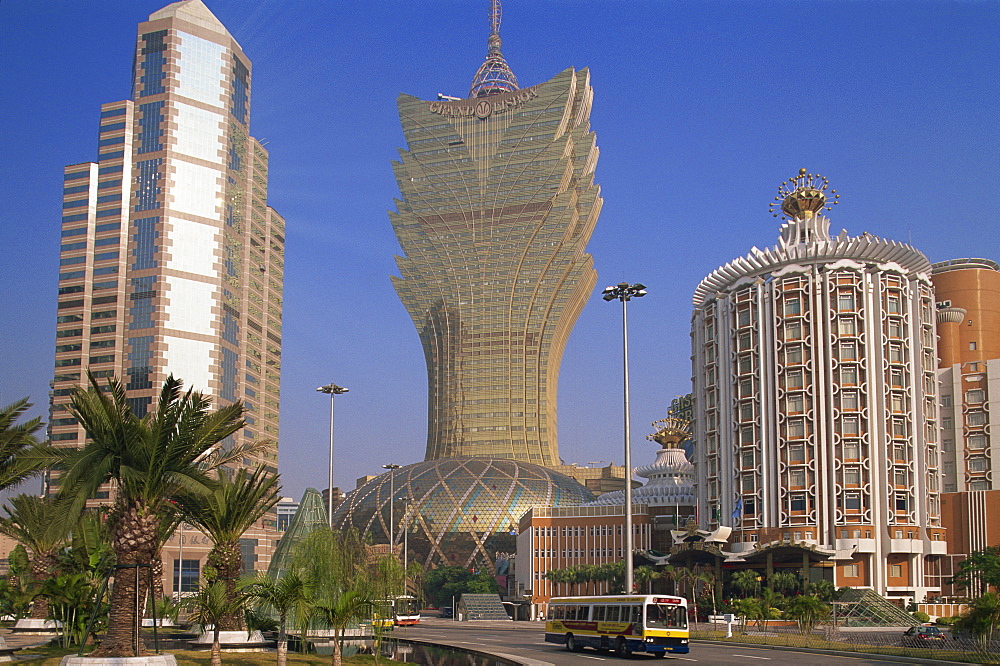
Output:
top-left (332, 457), bottom-right (596, 569)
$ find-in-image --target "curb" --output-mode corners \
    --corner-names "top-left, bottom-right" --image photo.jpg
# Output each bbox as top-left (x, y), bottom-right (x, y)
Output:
top-left (695, 638), bottom-right (976, 665)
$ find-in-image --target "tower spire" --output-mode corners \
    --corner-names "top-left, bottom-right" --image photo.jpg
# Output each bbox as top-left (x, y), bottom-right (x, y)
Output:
top-left (469, 0), bottom-right (519, 98)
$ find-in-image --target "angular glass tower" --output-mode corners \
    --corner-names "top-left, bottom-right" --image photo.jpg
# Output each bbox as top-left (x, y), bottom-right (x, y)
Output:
top-left (49, 0), bottom-right (283, 486)
top-left (389, 3), bottom-right (601, 466)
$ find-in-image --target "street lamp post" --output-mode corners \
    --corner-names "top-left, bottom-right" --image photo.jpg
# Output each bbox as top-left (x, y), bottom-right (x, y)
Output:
top-left (398, 495), bottom-right (411, 595)
top-left (316, 383), bottom-right (349, 527)
top-left (602, 281), bottom-right (647, 594)
top-left (382, 463), bottom-right (401, 547)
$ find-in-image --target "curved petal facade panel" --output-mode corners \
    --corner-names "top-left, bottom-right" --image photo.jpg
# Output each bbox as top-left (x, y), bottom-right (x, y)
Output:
top-left (389, 68), bottom-right (601, 466)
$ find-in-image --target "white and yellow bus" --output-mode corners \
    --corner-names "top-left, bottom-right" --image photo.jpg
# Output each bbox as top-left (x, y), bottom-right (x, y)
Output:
top-left (544, 595), bottom-right (690, 657)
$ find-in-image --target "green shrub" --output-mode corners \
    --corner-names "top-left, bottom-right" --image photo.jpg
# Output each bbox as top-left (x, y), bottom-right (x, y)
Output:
top-left (911, 610), bottom-right (930, 623)
top-left (935, 615), bottom-right (957, 626)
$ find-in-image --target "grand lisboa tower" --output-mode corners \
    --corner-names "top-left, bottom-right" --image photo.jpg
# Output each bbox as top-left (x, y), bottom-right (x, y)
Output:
top-left (333, 1), bottom-right (600, 568)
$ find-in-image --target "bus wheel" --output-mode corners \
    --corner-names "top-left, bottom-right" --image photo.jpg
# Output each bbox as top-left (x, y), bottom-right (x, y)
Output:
top-left (614, 637), bottom-right (632, 658)
top-left (566, 634), bottom-right (582, 652)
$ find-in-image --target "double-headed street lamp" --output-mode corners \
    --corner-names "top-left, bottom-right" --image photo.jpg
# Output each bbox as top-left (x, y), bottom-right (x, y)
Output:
top-left (602, 281), bottom-right (647, 594)
top-left (382, 463), bottom-right (401, 548)
top-left (316, 383), bottom-right (349, 527)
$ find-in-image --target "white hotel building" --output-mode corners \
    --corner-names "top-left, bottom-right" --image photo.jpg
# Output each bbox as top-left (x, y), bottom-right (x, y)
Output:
top-left (690, 170), bottom-right (946, 600)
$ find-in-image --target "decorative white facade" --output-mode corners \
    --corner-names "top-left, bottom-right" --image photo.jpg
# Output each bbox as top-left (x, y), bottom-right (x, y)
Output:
top-left (690, 170), bottom-right (946, 600)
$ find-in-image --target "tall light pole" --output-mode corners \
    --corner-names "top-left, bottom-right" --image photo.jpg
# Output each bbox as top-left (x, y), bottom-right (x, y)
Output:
top-left (398, 495), bottom-right (411, 595)
top-left (602, 281), bottom-right (647, 594)
top-left (382, 463), bottom-right (401, 547)
top-left (316, 383), bottom-right (349, 527)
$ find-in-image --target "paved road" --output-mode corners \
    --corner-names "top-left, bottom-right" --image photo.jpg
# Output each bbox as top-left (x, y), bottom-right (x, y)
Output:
top-left (395, 618), bottom-right (953, 666)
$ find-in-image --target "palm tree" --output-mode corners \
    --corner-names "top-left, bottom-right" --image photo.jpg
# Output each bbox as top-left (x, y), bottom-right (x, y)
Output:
top-left (244, 571), bottom-right (312, 666)
top-left (313, 589), bottom-right (373, 666)
top-left (955, 591), bottom-right (1000, 650)
top-left (0, 494), bottom-right (71, 619)
top-left (181, 465), bottom-right (280, 630)
top-left (731, 570), bottom-right (762, 598)
top-left (0, 399), bottom-right (47, 491)
top-left (768, 570), bottom-right (800, 595)
top-left (784, 594), bottom-right (829, 634)
top-left (58, 373), bottom-right (252, 657)
top-left (184, 579), bottom-right (248, 666)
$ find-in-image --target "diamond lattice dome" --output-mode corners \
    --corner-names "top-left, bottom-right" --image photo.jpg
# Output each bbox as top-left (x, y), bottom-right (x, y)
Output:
top-left (332, 457), bottom-right (595, 568)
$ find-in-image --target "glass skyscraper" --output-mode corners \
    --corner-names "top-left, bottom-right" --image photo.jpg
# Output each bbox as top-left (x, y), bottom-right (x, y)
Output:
top-left (49, 0), bottom-right (282, 513)
top-left (389, 8), bottom-right (601, 467)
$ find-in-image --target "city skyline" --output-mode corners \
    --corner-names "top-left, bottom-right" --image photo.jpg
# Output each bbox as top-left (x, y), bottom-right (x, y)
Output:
top-left (2, 1), bottom-right (998, 502)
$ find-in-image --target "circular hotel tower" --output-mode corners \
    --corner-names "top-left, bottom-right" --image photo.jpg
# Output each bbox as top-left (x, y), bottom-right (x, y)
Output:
top-left (690, 170), bottom-right (946, 601)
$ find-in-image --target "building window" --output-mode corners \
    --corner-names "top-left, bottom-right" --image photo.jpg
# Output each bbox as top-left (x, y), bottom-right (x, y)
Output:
top-left (738, 332), bottom-right (752, 350)
top-left (840, 366), bottom-right (858, 385)
top-left (840, 342), bottom-right (858, 361)
top-left (787, 419), bottom-right (806, 439)
top-left (890, 394), bottom-right (904, 413)
top-left (786, 346), bottom-right (803, 365)
top-left (785, 322), bottom-right (802, 340)
top-left (842, 415), bottom-right (860, 436)
top-left (786, 370), bottom-right (804, 390)
top-left (787, 394), bottom-right (805, 413)
top-left (790, 469), bottom-right (806, 487)
top-left (737, 307), bottom-right (752, 326)
top-left (843, 441), bottom-right (860, 459)
top-left (739, 378), bottom-right (754, 398)
top-left (784, 298), bottom-right (801, 316)
top-left (739, 355), bottom-right (753, 374)
top-left (838, 318), bottom-right (857, 336)
top-left (888, 320), bottom-right (903, 339)
top-left (838, 292), bottom-right (855, 311)
top-left (890, 564), bottom-right (902, 578)
top-left (173, 558), bottom-right (200, 593)
top-left (887, 295), bottom-right (901, 314)
top-left (841, 391), bottom-right (859, 411)
top-left (790, 494), bottom-right (808, 512)
top-left (966, 411), bottom-right (987, 427)
top-left (844, 468), bottom-right (861, 486)
top-left (968, 457), bottom-right (988, 472)
top-left (844, 564), bottom-right (859, 577)
top-left (966, 389), bottom-right (985, 404)
top-left (967, 434), bottom-right (987, 450)
top-left (788, 443), bottom-right (806, 463)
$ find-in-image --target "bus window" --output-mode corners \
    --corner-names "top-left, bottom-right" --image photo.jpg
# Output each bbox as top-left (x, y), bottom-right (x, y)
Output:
top-left (646, 603), bottom-right (688, 629)
top-left (594, 605), bottom-right (606, 621)
top-left (606, 605), bottom-right (619, 622)
top-left (628, 605), bottom-right (641, 624)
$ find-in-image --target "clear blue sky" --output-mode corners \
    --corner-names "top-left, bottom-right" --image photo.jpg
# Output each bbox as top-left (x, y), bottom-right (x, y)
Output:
top-left (2, 1), bottom-right (997, 502)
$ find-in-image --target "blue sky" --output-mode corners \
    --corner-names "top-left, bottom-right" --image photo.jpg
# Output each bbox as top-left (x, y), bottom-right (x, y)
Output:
top-left (1, 1), bottom-right (997, 502)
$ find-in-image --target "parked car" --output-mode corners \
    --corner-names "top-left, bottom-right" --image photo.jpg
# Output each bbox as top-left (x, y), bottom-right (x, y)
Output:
top-left (902, 625), bottom-right (945, 646)
top-left (439, 606), bottom-right (453, 619)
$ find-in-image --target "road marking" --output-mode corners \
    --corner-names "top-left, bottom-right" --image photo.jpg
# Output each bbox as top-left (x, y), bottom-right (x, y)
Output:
top-left (733, 655), bottom-right (771, 660)
top-left (668, 658), bottom-right (697, 662)
top-left (579, 656), bottom-right (605, 660)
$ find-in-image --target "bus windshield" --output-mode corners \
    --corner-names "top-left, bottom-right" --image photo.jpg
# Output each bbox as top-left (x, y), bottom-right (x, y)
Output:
top-left (646, 603), bottom-right (687, 630)
top-left (395, 597), bottom-right (419, 615)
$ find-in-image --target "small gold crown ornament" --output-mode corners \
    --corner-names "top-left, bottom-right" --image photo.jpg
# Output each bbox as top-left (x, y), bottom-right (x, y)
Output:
top-left (769, 168), bottom-right (840, 220)
top-left (646, 415), bottom-right (692, 448)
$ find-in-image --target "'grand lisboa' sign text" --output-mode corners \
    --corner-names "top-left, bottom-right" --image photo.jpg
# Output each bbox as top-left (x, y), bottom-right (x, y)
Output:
top-left (429, 88), bottom-right (538, 119)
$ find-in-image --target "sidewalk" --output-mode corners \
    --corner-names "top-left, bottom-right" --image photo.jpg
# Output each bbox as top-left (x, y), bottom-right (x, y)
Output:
top-left (0, 627), bottom-right (55, 652)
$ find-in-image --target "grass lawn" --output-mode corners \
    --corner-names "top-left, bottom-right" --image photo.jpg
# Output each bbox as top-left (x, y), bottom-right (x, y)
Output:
top-left (17, 645), bottom-right (416, 665)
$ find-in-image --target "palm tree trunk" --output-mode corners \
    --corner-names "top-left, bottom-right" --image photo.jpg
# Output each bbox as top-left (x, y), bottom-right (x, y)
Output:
top-left (28, 552), bottom-right (57, 620)
top-left (211, 627), bottom-right (222, 666)
top-left (210, 541), bottom-right (244, 631)
top-left (92, 501), bottom-right (159, 657)
top-left (332, 626), bottom-right (342, 666)
top-left (277, 615), bottom-right (288, 666)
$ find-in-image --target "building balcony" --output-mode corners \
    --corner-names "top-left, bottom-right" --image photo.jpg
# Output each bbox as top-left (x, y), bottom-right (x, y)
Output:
top-left (927, 540), bottom-right (948, 555)
top-left (836, 537), bottom-right (877, 553)
top-left (889, 538), bottom-right (924, 554)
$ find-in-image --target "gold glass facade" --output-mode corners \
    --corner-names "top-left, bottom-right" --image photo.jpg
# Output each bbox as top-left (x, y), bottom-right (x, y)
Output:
top-left (390, 68), bottom-right (601, 466)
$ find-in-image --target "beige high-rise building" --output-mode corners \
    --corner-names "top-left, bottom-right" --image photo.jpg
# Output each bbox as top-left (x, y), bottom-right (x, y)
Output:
top-left (48, 0), bottom-right (283, 587)
top-left (389, 5), bottom-right (601, 466)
